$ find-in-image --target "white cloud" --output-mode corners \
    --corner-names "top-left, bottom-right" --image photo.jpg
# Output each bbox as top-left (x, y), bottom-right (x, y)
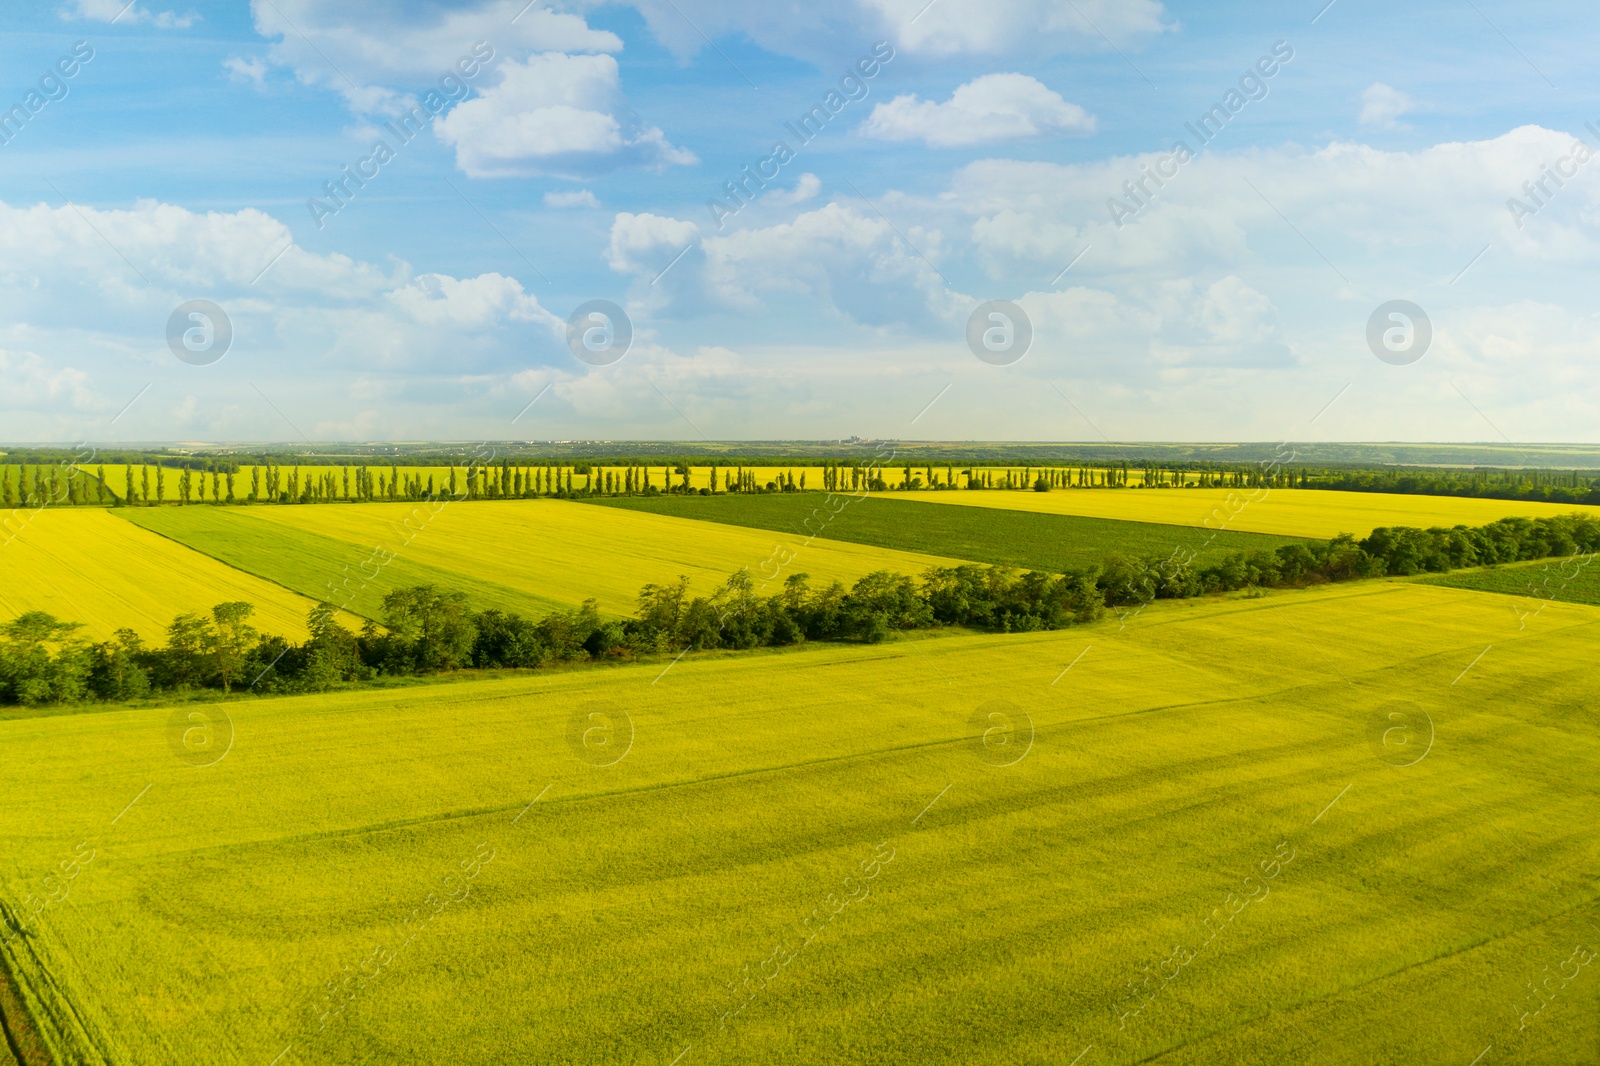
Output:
top-left (607, 212), bottom-right (702, 276)
top-left (246, 1), bottom-right (684, 179)
top-left (223, 56), bottom-right (268, 88)
top-left (765, 174), bottom-right (822, 207)
top-left (62, 0), bottom-right (195, 28)
top-left (861, 73), bottom-right (1094, 147)
top-left (1360, 82), bottom-right (1415, 129)
top-left (435, 53), bottom-right (695, 179)
top-left (949, 125), bottom-right (1600, 283)
top-left (0, 349), bottom-right (99, 411)
top-left (545, 190), bottom-right (600, 209)
top-left (387, 273), bottom-right (561, 330)
top-left (0, 195), bottom-right (571, 439)
top-left (248, 0), bottom-right (614, 112)
top-left (608, 202), bottom-right (957, 328)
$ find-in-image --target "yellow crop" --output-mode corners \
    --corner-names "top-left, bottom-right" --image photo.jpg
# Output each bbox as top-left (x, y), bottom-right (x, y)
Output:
top-left (0, 579), bottom-right (1594, 1062)
top-left (895, 485), bottom-right (1600, 539)
top-left (0, 508), bottom-right (350, 640)
top-left (238, 498), bottom-right (971, 614)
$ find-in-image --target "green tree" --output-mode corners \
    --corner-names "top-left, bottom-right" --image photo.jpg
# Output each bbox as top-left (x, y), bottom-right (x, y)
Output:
top-left (163, 612), bottom-right (212, 688)
top-left (379, 586), bottom-right (476, 673)
top-left (206, 602), bottom-right (258, 694)
top-left (89, 629), bottom-right (151, 701)
top-left (0, 612), bottom-right (92, 705)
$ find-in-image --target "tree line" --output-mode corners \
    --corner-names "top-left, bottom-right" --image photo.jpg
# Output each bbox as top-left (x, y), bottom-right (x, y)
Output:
top-left (4, 511), bottom-right (1596, 707)
top-left (1311, 466), bottom-right (1600, 506)
top-left (14, 452), bottom-right (1599, 508)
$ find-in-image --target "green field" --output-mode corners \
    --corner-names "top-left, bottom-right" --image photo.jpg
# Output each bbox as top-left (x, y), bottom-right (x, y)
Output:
top-left (120, 506), bottom-right (570, 622)
top-left (3, 580), bottom-right (1597, 1064)
top-left (1418, 554), bottom-right (1600, 608)
top-left (587, 493), bottom-right (1312, 572)
top-left (117, 500), bottom-right (970, 624)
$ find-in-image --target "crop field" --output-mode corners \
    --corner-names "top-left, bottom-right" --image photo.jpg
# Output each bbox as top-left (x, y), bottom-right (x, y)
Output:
top-left (0, 509), bottom-right (349, 641)
top-left (121, 507), bottom-right (573, 623)
top-left (1419, 554), bottom-right (1600, 607)
top-left (122, 500), bottom-right (971, 620)
top-left (895, 486), bottom-right (1600, 540)
top-left (1, 579), bottom-right (1596, 1064)
top-left (589, 493), bottom-right (1312, 572)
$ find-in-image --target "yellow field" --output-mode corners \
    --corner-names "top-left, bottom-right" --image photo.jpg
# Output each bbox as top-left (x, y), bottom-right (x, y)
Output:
top-left (893, 487), bottom-right (1600, 540)
top-left (2, 578), bottom-right (1598, 1062)
top-left (0, 509), bottom-right (350, 641)
top-left (238, 499), bottom-right (973, 613)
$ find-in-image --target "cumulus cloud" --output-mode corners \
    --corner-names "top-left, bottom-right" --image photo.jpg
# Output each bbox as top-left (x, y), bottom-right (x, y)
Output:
top-left (386, 273), bottom-right (561, 330)
top-left (582, 123), bottom-right (1600, 400)
top-left (0, 195), bottom-right (572, 438)
top-left (766, 173), bottom-right (822, 207)
top-left (435, 54), bottom-right (694, 179)
top-left (951, 125), bottom-right (1600, 282)
top-left (1360, 82), bottom-right (1416, 129)
top-left (1012, 277), bottom-right (1291, 372)
top-left (247, 0), bottom-right (684, 179)
top-left (607, 202), bottom-right (956, 328)
top-left (861, 73), bottom-right (1094, 147)
top-left (607, 212), bottom-right (702, 276)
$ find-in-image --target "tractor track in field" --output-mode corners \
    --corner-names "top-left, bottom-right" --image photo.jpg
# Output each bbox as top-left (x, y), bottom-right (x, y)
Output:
top-left (1126, 872), bottom-right (1600, 1064)
top-left (0, 944), bottom-right (50, 1066)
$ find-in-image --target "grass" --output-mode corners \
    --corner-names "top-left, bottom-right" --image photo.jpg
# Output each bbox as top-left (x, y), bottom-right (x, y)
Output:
top-left (0, 509), bottom-right (351, 641)
top-left (202, 499), bottom-right (971, 615)
top-left (1, 579), bottom-right (1596, 1064)
top-left (586, 493), bottom-right (1312, 571)
top-left (1416, 553), bottom-right (1600, 607)
top-left (121, 506), bottom-right (571, 623)
top-left (889, 486), bottom-right (1600, 540)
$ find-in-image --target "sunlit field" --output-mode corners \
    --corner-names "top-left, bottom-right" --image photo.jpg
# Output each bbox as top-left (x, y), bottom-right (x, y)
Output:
top-left (0, 509), bottom-right (348, 641)
top-left (123, 499), bottom-right (972, 619)
top-left (895, 486), bottom-right (1600, 540)
top-left (1, 579), bottom-right (1594, 1064)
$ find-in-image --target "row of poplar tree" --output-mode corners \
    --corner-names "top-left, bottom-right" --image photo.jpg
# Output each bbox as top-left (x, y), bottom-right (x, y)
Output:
top-left (1, 457), bottom-right (1313, 509)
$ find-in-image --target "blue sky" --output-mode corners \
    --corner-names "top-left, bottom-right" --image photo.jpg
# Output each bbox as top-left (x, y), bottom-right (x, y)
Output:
top-left (0, 0), bottom-right (1595, 443)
